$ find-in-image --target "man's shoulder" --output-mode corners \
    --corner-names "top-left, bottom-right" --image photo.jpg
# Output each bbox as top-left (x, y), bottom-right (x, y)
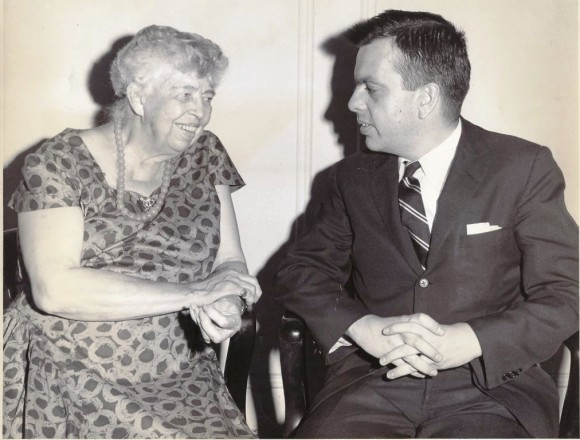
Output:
top-left (462, 119), bottom-right (546, 159)
top-left (333, 151), bottom-right (392, 174)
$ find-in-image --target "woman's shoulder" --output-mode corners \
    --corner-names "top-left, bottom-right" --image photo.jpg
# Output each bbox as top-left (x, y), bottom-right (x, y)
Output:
top-left (180, 130), bottom-right (225, 159)
top-left (196, 129), bottom-right (221, 148)
top-left (22, 128), bottom-right (98, 179)
top-left (35, 128), bottom-right (89, 157)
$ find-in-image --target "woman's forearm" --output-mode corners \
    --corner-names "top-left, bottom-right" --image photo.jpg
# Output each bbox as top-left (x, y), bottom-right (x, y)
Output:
top-left (212, 259), bottom-right (248, 274)
top-left (18, 202), bottom-right (252, 322)
top-left (33, 266), bottom-right (234, 321)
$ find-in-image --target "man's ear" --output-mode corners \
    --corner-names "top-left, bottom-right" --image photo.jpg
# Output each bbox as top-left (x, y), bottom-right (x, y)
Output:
top-left (127, 83), bottom-right (145, 117)
top-left (417, 83), bottom-right (440, 119)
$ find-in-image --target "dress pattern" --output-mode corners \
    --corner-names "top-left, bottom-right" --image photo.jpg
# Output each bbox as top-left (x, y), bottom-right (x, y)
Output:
top-left (3, 128), bottom-right (254, 438)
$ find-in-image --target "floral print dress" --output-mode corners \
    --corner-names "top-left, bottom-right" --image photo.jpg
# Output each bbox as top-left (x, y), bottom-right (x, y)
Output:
top-left (3, 128), bottom-right (254, 438)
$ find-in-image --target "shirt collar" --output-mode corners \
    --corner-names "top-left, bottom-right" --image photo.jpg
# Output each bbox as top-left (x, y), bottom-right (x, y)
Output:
top-left (398, 119), bottom-right (462, 187)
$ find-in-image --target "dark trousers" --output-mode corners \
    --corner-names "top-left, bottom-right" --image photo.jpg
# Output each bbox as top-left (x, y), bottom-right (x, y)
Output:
top-left (296, 365), bottom-right (530, 438)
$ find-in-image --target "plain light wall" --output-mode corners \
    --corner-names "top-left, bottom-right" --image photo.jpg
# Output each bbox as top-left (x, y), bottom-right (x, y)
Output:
top-left (2, 0), bottom-right (578, 436)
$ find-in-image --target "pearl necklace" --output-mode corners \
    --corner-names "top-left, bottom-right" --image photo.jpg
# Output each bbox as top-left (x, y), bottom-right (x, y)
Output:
top-left (114, 120), bottom-right (172, 222)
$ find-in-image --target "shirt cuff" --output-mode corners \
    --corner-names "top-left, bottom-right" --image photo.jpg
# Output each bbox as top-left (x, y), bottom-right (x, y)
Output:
top-left (329, 336), bottom-right (353, 353)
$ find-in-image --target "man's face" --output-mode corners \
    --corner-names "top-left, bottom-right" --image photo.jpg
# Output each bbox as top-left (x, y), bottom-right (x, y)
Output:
top-left (348, 38), bottom-right (421, 158)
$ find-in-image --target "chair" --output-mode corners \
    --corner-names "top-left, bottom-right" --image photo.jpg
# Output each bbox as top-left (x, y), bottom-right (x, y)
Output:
top-left (279, 311), bottom-right (580, 438)
top-left (3, 228), bottom-right (21, 309)
top-left (279, 312), bottom-right (321, 437)
top-left (2, 228), bottom-right (256, 415)
top-left (223, 308), bottom-right (256, 414)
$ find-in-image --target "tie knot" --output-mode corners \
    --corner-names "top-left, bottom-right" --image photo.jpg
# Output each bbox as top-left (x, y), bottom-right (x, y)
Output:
top-left (403, 161), bottom-right (421, 179)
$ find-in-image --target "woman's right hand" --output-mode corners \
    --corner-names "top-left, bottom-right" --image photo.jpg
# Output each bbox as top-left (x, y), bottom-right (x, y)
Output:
top-left (189, 295), bottom-right (244, 343)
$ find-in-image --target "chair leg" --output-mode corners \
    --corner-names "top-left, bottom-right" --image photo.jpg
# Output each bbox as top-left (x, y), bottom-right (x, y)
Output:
top-left (224, 308), bottom-right (257, 415)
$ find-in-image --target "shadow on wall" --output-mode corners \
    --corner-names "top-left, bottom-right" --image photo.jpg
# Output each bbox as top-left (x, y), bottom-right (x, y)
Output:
top-left (249, 32), bottom-right (362, 437)
top-left (2, 36), bottom-right (132, 231)
top-left (89, 36), bottom-right (133, 126)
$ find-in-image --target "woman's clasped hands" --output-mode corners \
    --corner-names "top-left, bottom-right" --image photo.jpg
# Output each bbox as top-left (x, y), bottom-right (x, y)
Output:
top-left (189, 261), bottom-right (262, 343)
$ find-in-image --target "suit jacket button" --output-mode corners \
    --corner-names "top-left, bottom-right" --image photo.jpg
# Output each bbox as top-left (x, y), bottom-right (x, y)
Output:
top-left (508, 371), bottom-right (515, 379)
top-left (516, 368), bottom-right (523, 374)
top-left (502, 373), bottom-right (509, 381)
top-left (419, 278), bottom-right (429, 288)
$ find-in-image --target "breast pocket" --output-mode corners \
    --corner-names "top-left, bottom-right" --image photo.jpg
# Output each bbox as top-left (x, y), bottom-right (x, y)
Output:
top-left (461, 227), bottom-right (515, 251)
top-left (451, 227), bottom-right (521, 308)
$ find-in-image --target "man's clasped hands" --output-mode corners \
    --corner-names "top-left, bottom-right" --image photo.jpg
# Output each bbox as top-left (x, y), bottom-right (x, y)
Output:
top-left (346, 313), bottom-right (483, 379)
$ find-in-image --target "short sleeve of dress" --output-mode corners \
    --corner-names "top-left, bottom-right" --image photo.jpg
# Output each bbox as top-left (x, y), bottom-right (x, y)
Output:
top-left (205, 131), bottom-right (245, 192)
top-left (8, 131), bottom-right (82, 213)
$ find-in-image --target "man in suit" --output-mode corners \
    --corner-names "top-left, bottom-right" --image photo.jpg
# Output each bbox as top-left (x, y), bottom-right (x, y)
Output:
top-left (276, 9), bottom-right (578, 438)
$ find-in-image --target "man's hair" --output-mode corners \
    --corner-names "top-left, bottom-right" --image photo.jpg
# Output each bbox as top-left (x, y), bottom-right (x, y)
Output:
top-left (347, 10), bottom-right (470, 119)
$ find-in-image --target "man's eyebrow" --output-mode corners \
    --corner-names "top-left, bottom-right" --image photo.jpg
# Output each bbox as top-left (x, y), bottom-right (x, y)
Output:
top-left (355, 77), bottom-right (385, 87)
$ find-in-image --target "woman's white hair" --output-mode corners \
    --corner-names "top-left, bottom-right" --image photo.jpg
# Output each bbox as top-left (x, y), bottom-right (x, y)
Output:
top-left (107, 25), bottom-right (228, 121)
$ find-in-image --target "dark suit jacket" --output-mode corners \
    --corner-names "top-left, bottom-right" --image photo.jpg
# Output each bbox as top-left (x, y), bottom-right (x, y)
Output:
top-left (276, 119), bottom-right (579, 438)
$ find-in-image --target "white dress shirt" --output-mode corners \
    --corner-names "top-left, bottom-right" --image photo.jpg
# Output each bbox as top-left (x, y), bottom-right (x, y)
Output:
top-left (398, 120), bottom-right (462, 231)
top-left (330, 120), bottom-right (463, 354)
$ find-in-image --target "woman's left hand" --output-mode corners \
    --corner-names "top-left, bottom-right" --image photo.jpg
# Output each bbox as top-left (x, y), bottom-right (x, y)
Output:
top-left (189, 295), bottom-right (244, 343)
top-left (209, 261), bottom-right (262, 305)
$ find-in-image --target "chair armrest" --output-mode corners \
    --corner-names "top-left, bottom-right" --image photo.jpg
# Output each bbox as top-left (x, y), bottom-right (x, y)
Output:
top-left (560, 331), bottom-right (579, 438)
top-left (279, 311), bottom-right (307, 438)
top-left (224, 307), bottom-right (256, 415)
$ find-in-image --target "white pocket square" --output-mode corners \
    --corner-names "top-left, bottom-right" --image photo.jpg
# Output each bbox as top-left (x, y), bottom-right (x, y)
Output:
top-left (466, 222), bottom-right (502, 235)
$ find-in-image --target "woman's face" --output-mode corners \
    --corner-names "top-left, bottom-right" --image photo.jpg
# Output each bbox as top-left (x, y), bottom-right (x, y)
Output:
top-left (140, 67), bottom-right (214, 155)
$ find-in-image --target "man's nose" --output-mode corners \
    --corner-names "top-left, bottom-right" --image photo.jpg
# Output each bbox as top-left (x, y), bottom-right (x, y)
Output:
top-left (347, 87), bottom-right (363, 113)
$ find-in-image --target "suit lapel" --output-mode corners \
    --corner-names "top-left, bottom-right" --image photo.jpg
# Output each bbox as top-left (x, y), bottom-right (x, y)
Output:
top-left (368, 154), bottom-right (422, 273)
top-left (428, 120), bottom-right (491, 262)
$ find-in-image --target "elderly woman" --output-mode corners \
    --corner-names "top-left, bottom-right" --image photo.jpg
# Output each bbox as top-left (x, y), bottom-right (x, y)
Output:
top-left (3, 25), bottom-right (261, 438)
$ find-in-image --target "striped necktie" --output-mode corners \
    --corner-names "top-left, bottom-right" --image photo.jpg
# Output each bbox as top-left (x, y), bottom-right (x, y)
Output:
top-left (398, 161), bottom-right (430, 269)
